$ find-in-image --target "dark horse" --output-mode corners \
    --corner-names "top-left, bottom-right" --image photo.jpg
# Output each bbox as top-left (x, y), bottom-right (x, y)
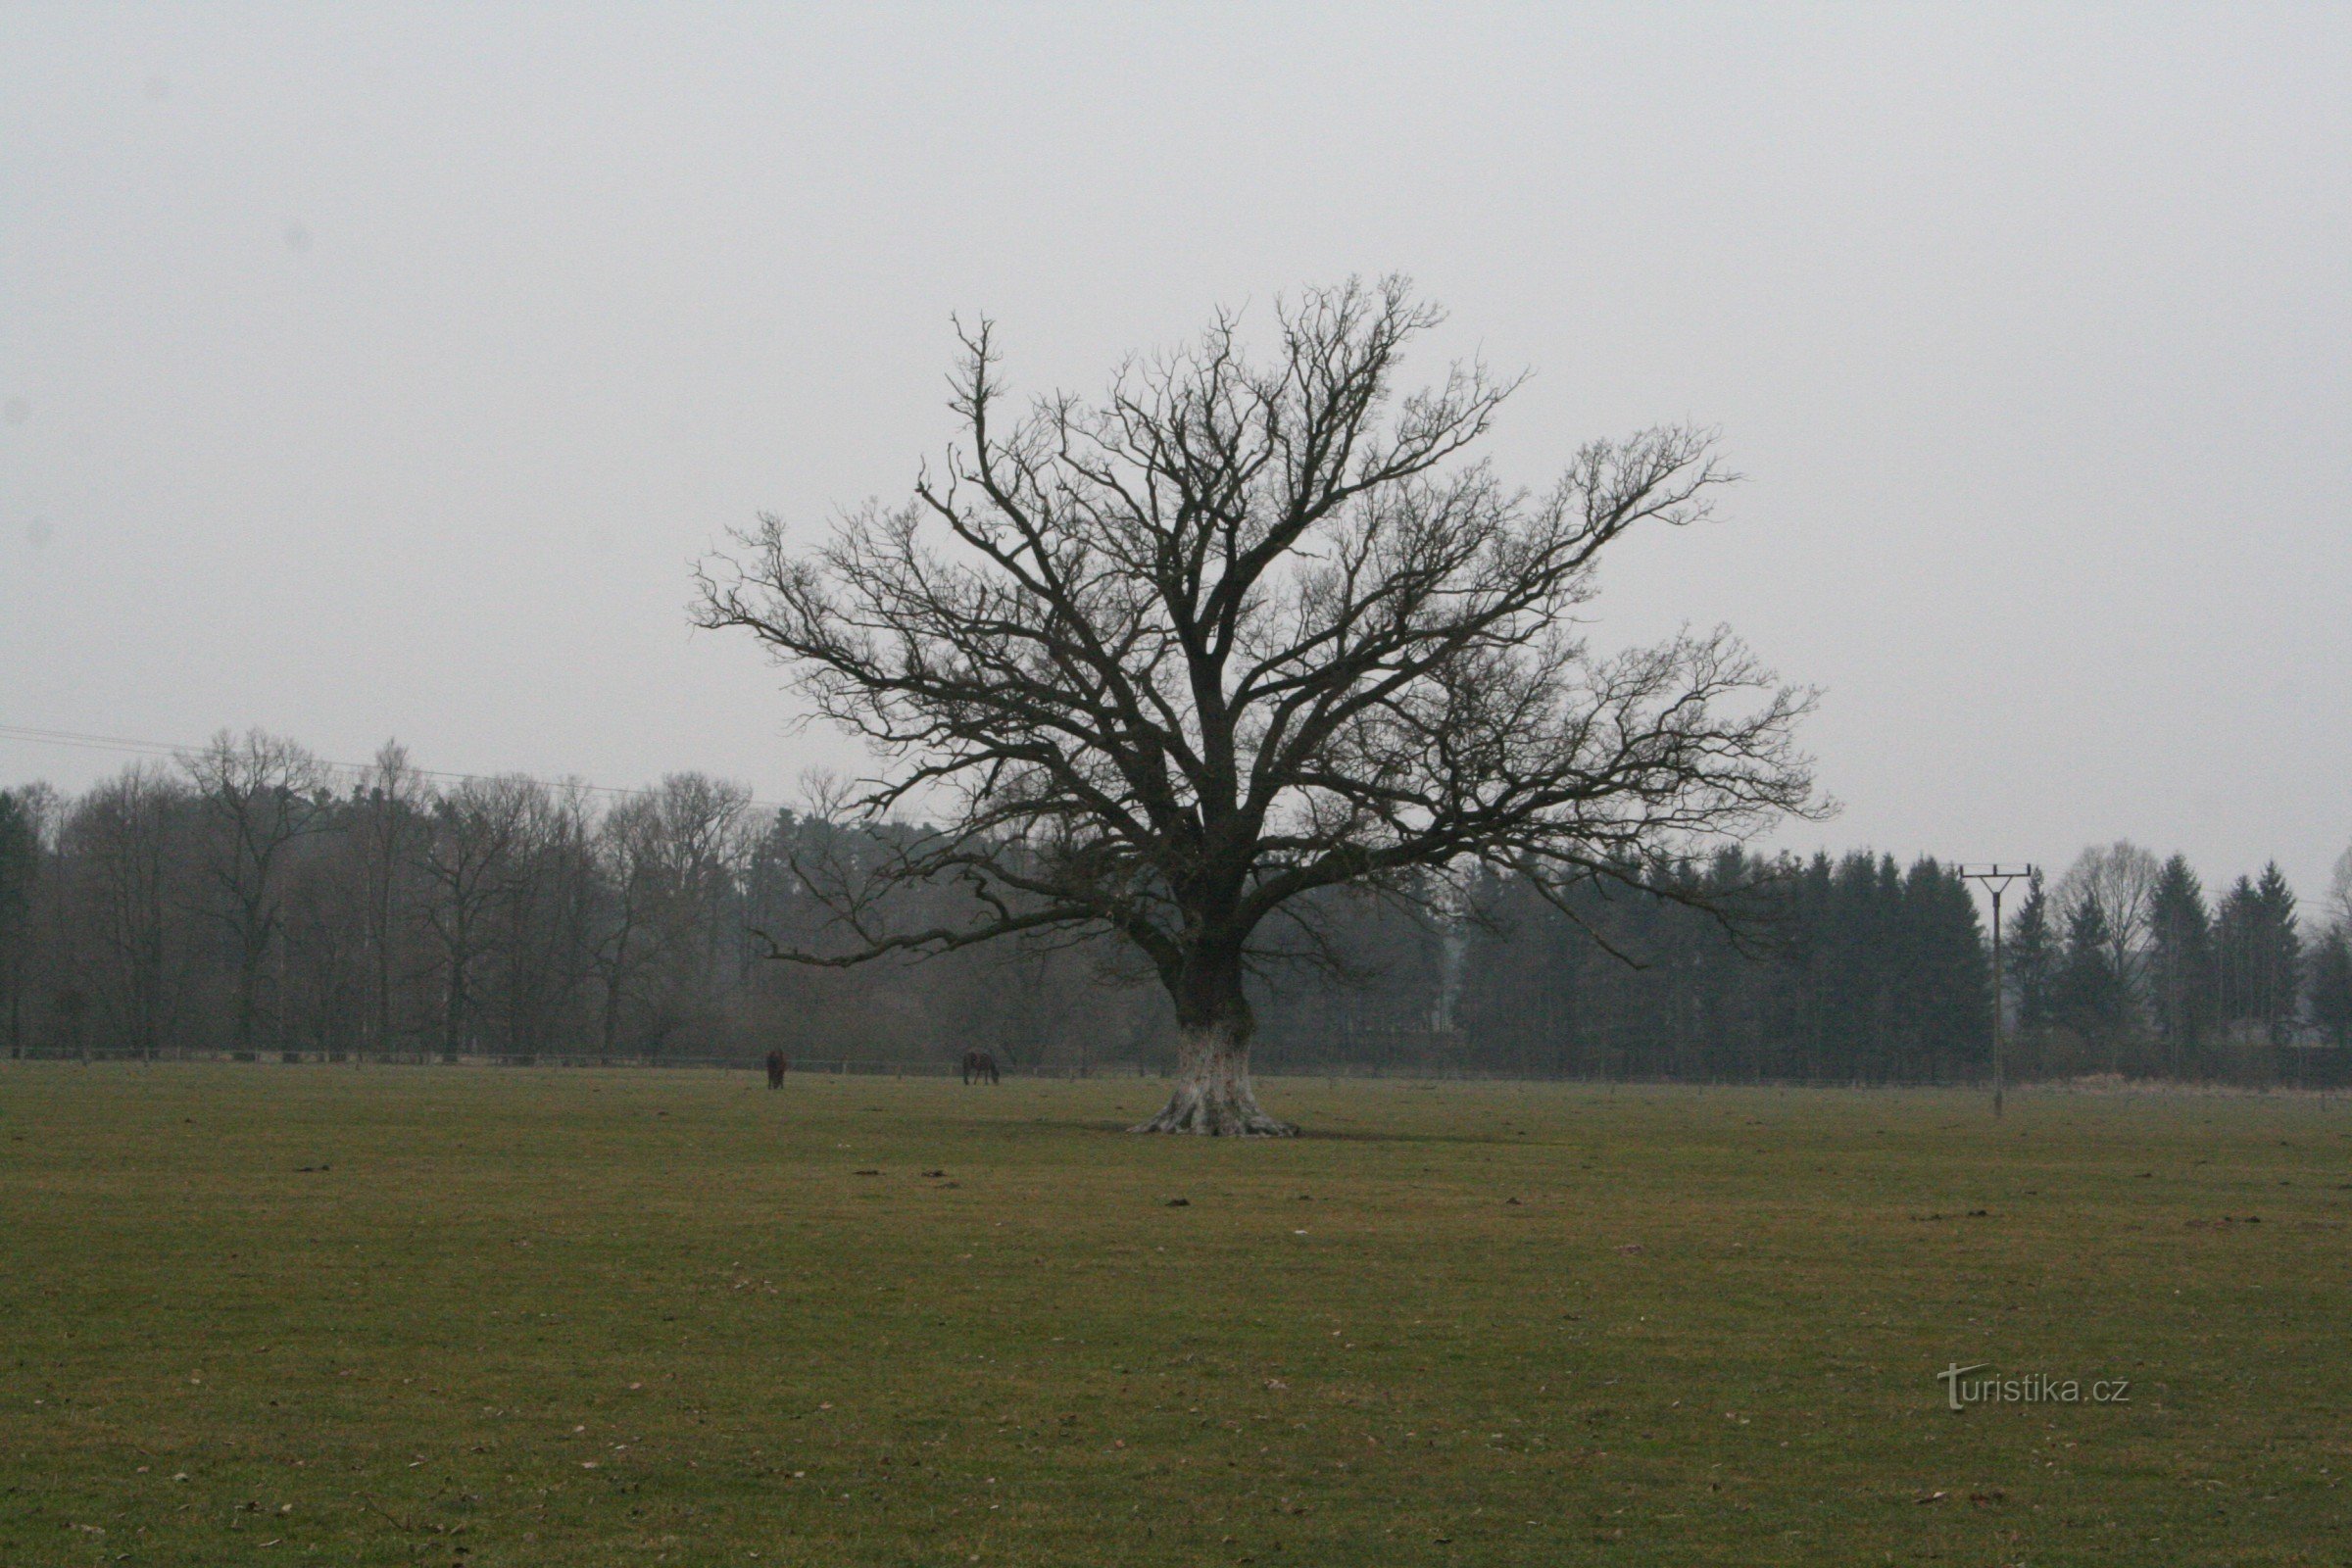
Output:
top-left (960, 1049), bottom-right (1000, 1085)
top-left (764, 1050), bottom-right (788, 1090)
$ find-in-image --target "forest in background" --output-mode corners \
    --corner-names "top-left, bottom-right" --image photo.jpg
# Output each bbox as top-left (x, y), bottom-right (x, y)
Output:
top-left (2, 733), bottom-right (2348, 1085)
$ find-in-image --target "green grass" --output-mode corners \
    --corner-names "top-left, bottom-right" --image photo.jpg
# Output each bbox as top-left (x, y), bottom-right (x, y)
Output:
top-left (2, 1064), bottom-right (2348, 1565)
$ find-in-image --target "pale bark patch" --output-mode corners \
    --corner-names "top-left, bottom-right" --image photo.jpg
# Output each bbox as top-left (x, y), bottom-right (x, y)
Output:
top-left (1130, 1022), bottom-right (1297, 1137)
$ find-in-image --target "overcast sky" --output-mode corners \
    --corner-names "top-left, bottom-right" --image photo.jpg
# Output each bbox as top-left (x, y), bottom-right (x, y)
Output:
top-left (5, 4), bottom-right (2347, 903)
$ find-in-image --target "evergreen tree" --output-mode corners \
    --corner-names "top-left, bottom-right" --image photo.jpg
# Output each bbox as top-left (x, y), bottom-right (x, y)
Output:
top-left (2053, 841), bottom-right (2160, 1020)
top-left (2005, 872), bottom-right (2057, 1036)
top-left (1896, 858), bottom-right (1989, 1072)
top-left (2310, 927), bottom-right (2352, 1051)
top-left (1786, 852), bottom-right (1838, 1078)
top-left (2215, 874), bottom-right (2261, 1031)
top-left (2251, 863), bottom-right (2302, 1045)
top-left (2146, 854), bottom-right (2213, 1068)
top-left (2056, 896), bottom-right (2130, 1057)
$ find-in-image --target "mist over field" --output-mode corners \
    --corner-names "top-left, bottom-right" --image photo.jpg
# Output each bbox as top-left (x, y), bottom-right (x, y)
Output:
top-left (4, 5), bottom-right (2347, 896)
top-left (3, 13), bottom-right (2350, 1562)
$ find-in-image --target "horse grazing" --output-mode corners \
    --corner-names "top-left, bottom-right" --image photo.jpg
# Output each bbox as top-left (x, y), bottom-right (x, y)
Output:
top-left (960, 1049), bottom-right (1000, 1086)
top-left (764, 1050), bottom-right (788, 1090)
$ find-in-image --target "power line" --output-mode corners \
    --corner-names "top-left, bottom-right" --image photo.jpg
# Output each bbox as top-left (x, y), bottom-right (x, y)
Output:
top-left (0, 722), bottom-right (796, 814)
top-left (0, 724), bottom-right (182, 759)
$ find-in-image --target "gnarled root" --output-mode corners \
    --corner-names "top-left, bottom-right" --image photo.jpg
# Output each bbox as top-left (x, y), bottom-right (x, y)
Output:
top-left (1130, 1024), bottom-right (1297, 1136)
top-left (1129, 1089), bottom-right (1298, 1137)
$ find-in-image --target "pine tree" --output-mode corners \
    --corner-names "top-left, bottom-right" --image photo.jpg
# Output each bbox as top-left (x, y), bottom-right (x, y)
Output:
top-left (1786, 852), bottom-right (1837, 1079)
top-left (2310, 928), bottom-right (2352, 1051)
top-left (1897, 858), bottom-right (1989, 1074)
top-left (2252, 863), bottom-right (2303, 1046)
top-left (2057, 896), bottom-right (2130, 1060)
top-left (2006, 872), bottom-right (2057, 1038)
top-left (2146, 854), bottom-right (2213, 1070)
top-left (2214, 875), bottom-right (2256, 1030)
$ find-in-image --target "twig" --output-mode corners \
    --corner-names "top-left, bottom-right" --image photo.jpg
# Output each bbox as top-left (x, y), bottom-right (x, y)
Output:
top-left (357, 1493), bottom-right (416, 1533)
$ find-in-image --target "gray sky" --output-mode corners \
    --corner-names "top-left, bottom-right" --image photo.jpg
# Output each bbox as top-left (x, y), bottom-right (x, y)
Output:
top-left (5, 4), bottom-right (2347, 902)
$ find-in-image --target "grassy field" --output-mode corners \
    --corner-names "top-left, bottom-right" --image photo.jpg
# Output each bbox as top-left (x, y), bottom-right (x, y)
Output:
top-left (2, 1064), bottom-right (2347, 1566)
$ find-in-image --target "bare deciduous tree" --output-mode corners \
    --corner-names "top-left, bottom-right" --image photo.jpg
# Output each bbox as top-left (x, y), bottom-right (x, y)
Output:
top-left (60, 767), bottom-right (186, 1058)
top-left (2328, 842), bottom-right (2352, 937)
top-left (415, 774), bottom-right (534, 1055)
top-left (182, 730), bottom-right (328, 1053)
top-left (356, 741), bottom-right (428, 1055)
top-left (485, 779), bottom-right (599, 1055)
top-left (0, 785), bottom-right (51, 1057)
top-left (592, 773), bottom-right (752, 1055)
top-left (700, 278), bottom-right (1819, 1133)
top-left (2055, 840), bottom-right (2163, 1003)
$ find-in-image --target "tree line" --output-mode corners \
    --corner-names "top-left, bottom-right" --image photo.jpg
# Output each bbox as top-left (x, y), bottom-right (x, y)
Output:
top-left (1, 734), bottom-right (2346, 1083)
top-left (2000, 842), bottom-right (2352, 1082)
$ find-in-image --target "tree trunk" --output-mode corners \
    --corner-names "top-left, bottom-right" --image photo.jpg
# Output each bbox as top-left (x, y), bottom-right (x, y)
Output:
top-left (1130, 1018), bottom-right (1295, 1135)
top-left (235, 941), bottom-right (262, 1054)
top-left (444, 951), bottom-right (468, 1058)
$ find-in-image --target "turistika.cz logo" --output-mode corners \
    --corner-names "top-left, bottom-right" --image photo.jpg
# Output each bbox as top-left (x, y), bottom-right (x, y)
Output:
top-left (1936, 1363), bottom-right (2131, 1410)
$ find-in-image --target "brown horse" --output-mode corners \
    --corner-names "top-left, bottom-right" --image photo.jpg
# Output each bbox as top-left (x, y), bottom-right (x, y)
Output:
top-left (960, 1049), bottom-right (999, 1085)
top-left (764, 1050), bottom-right (788, 1090)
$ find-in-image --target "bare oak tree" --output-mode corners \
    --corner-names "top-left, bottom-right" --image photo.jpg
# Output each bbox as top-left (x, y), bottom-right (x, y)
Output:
top-left (61, 766), bottom-right (186, 1059)
top-left (356, 741), bottom-right (427, 1056)
top-left (697, 278), bottom-right (1816, 1134)
top-left (593, 773), bottom-right (753, 1055)
top-left (415, 774), bottom-right (534, 1056)
top-left (183, 730), bottom-right (328, 1054)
